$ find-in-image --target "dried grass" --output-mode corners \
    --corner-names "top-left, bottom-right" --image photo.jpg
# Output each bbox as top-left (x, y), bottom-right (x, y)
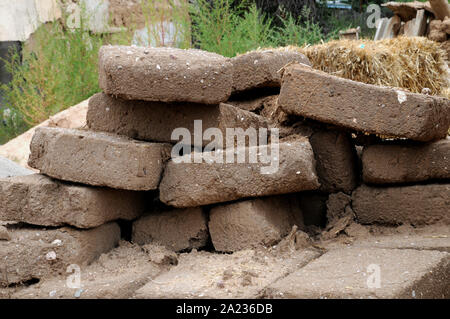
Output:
top-left (272, 37), bottom-right (449, 98)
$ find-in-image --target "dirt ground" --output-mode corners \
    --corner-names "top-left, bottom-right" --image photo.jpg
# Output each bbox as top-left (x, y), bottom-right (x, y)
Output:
top-left (1, 223), bottom-right (448, 299)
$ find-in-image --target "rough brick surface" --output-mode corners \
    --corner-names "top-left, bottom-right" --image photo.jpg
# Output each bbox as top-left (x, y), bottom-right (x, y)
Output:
top-left (259, 95), bottom-right (289, 125)
top-left (135, 249), bottom-right (320, 299)
top-left (352, 184), bottom-right (450, 225)
top-left (209, 196), bottom-right (304, 252)
top-left (310, 130), bottom-right (358, 193)
top-left (264, 247), bottom-right (450, 299)
top-left (99, 46), bottom-right (232, 104)
top-left (159, 138), bottom-right (320, 207)
top-left (28, 127), bottom-right (171, 191)
top-left (349, 225), bottom-right (450, 253)
top-left (280, 126), bottom-right (358, 194)
top-left (227, 94), bottom-right (288, 125)
top-left (362, 137), bottom-right (450, 184)
top-left (278, 64), bottom-right (450, 142)
top-left (0, 174), bottom-right (147, 228)
top-left (0, 222), bottom-right (120, 284)
top-left (227, 95), bottom-right (273, 112)
top-left (326, 192), bottom-right (353, 225)
top-left (132, 208), bottom-right (208, 252)
top-left (87, 93), bottom-right (268, 147)
top-left (231, 49), bottom-right (310, 93)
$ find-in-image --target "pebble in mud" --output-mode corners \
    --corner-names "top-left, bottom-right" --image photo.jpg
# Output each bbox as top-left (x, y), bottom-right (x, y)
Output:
top-left (0, 226), bottom-right (11, 241)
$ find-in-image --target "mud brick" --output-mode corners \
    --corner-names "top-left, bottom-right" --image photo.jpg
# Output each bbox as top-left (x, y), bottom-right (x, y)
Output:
top-left (362, 138), bottom-right (450, 184)
top-left (264, 247), bottom-right (450, 298)
top-left (326, 192), bottom-right (352, 225)
top-left (310, 130), bottom-right (358, 193)
top-left (28, 127), bottom-right (171, 191)
top-left (232, 49), bottom-right (310, 93)
top-left (352, 184), bottom-right (450, 225)
top-left (209, 195), bottom-right (303, 252)
top-left (132, 208), bottom-right (208, 252)
top-left (278, 63), bottom-right (450, 142)
top-left (0, 174), bottom-right (147, 228)
top-left (349, 225), bottom-right (450, 253)
top-left (87, 93), bottom-right (268, 147)
top-left (159, 138), bottom-right (320, 207)
top-left (0, 222), bottom-right (120, 284)
top-left (99, 46), bottom-right (232, 104)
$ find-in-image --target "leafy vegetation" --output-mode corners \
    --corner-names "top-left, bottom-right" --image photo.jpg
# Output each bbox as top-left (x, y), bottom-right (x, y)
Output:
top-left (0, 22), bottom-right (103, 143)
top-left (0, 11), bottom-right (133, 144)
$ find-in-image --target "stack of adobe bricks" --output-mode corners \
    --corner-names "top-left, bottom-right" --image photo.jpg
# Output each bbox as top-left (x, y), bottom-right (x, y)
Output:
top-left (277, 63), bottom-right (450, 238)
top-left (0, 45), bottom-right (449, 286)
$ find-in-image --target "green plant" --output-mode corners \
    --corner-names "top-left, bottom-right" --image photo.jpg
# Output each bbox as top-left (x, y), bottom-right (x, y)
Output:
top-left (190, 0), bottom-right (275, 57)
top-left (0, 21), bottom-right (103, 143)
top-left (272, 6), bottom-right (325, 47)
top-left (0, 6), bottom-right (135, 144)
top-left (324, 11), bottom-right (371, 41)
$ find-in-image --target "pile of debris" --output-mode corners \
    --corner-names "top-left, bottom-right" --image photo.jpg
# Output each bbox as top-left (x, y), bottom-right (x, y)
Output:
top-left (0, 45), bottom-right (449, 297)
